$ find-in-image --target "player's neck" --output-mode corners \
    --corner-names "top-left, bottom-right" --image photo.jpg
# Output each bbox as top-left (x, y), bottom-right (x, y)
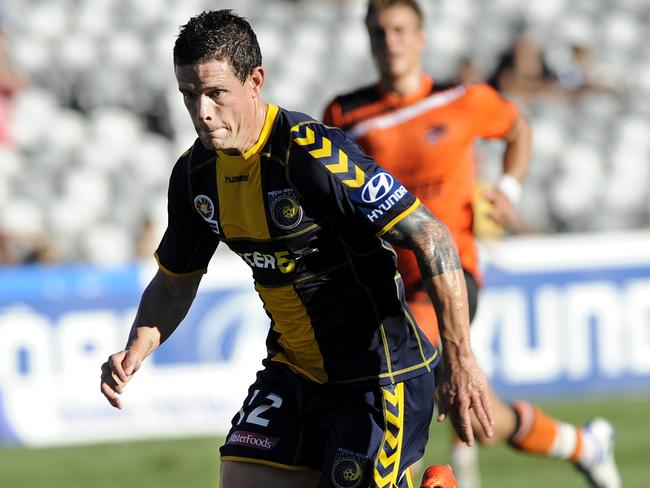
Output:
top-left (223, 101), bottom-right (268, 157)
top-left (381, 70), bottom-right (425, 97)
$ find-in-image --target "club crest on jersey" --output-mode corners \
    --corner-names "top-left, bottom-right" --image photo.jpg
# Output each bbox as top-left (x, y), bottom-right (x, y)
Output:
top-left (425, 124), bottom-right (448, 144)
top-left (331, 448), bottom-right (367, 488)
top-left (268, 189), bottom-right (303, 230)
top-left (361, 172), bottom-right (395, 203)
top-left (194, 195), bottom-right (220, 235)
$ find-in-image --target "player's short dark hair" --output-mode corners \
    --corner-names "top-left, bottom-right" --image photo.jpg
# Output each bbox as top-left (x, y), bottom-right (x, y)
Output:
top-left (173, 10), bottom-right (262, 83)
top-left (366, 0), bottom-right (424, 28)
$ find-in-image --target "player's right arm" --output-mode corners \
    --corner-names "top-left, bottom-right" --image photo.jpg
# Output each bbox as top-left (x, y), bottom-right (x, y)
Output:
top-left (100, 148), bottom-right (218, 409)
top-left (100, 270), bottom-right (202, 409)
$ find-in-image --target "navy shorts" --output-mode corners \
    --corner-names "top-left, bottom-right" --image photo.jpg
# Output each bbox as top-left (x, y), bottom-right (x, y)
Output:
top-left (220, 364), bottom-right (435, 488)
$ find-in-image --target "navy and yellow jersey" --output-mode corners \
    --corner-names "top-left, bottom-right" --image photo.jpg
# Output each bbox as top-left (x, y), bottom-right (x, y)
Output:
top-left (156, 104), bottom-right (438, 387)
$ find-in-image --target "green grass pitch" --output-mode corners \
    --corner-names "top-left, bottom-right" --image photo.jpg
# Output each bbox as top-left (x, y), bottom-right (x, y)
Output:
top-left (1, 396), bottom-right (648, 487)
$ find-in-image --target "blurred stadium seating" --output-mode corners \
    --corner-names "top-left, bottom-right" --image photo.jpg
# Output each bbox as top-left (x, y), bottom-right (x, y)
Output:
top-left (0, 0), bottom-right (649, 264)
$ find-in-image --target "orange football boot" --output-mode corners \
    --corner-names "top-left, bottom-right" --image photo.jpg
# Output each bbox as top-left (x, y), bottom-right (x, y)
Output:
top-left (420, 464), bottom-right (458, 488)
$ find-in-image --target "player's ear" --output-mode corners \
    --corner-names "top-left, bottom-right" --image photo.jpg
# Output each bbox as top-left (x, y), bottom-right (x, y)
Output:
top-left (248, 66), bottom-right (265, 97)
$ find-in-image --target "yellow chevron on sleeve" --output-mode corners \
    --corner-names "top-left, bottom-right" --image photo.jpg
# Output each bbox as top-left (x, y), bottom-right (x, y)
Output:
top-left (309, 136), bottom-right (332, 159)
top-left (294, 127), bottom-right (365, 189)
top-left (342, 165), bottom-right (365, 188)
top-left (293, 126), bottom-right (315, 146)
top-left (324, 149), bottom-right (348, 173)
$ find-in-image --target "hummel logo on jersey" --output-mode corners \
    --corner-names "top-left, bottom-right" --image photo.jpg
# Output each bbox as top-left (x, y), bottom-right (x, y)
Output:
top-left (225, 174), bottom-right (249, 183)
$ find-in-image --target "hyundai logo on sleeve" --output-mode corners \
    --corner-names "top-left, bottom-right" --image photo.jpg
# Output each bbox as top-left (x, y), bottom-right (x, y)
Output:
top-left (361, 173), bottom-right (395, 203)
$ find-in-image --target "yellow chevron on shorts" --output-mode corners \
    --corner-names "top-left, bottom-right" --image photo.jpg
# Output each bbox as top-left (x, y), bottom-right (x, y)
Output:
top-left (385, 429), bottom-right (399, 450)
top-left (383, 386), bottom-right (400, 406)
top-left (293, 126), bottom-right (315, 146)
top-left (374, 382), bottom-right (405, 488)
top-left (378, 448), bottom-right (399, 468)
top-left (385, 409), bottom-right (400, 427)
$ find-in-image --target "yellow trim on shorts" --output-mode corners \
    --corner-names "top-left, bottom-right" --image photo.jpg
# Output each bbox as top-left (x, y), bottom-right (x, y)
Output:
top-left (373, 382), bottom-right (406, 487)
top-left (378, 323), bottom-right (394, 382)
top-left (376, 198), bottom-right (421, 236)
top-left (220, 456), bottom-right (320, 473)
top-left (329, 350), bottom-right (438, 385)
top-left (405, 468), bottom-right (414, 488)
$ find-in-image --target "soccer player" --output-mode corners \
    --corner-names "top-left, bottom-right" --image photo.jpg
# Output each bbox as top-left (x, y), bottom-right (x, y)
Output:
top-left (100, 10), bottom-right (492, 488)
top-left (322, 1), bottom-right (621, 487)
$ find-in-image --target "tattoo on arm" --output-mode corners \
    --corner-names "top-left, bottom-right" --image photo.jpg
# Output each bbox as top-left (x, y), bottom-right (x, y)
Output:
top-left (384, 206), bottom-right (462, 279)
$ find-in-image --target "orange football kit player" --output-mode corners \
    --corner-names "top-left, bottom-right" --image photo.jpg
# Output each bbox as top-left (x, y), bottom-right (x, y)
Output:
top-left (323, 1), bottom-right (621, 487)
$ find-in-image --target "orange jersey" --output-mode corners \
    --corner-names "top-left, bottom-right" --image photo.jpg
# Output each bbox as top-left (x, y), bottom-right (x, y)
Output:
top-left (323, 75), bottom-right (518, 292)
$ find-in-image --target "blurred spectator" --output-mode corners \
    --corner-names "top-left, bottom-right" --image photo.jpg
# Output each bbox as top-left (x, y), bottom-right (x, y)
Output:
top-left (0, 228), bottom-right (60, 265)
top-left (455, 56), bottom-right (485, 84)
top-left (0, 230), bottom-right (14, 264)
top-left (21, 234), bottom-right (62, 264)
top-left (134, 216), bottom-right (158, 260)
top-left (0, 0), bottom-right (645, 266)
top-left (488, 29), bottom-right (566, 105)
top-left (0, 8), bottom-right (28, 147)
top-left (557, 43), bottom-right (624, 97)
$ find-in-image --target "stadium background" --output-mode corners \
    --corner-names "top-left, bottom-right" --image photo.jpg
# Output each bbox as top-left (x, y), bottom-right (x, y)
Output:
top-left (0, 0), bottom-right (649, 486)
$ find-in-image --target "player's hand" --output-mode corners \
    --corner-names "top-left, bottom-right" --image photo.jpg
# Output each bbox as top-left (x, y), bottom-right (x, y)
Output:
top-left (484, 187), bottom-right (519, 229)
top-left (435, 356), bottom-right (493, 446)
top-left (100, 348), bottom-right (145, 409)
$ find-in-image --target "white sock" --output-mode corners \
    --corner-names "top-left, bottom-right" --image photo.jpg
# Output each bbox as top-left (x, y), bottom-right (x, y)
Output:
top-left (575, 427), bottom-right (598, 468)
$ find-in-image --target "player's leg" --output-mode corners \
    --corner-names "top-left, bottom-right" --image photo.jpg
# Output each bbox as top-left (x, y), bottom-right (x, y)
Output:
top-left (468, 384), bottom-right (517, 445)
top-left (412, 271), bottom-right (620, 487)
top-left (219, 365), bottom-right (322, 488)
top-left (457, 379), bottom-right (621, 488)
top-left (317, 369), bottom-right (436, 488)
top-left (220, 460), bottom-right (319, 488)
top-left (462, 274), bottom-right (621, 487)
top-left (506, 402), bottom-right (621, 487)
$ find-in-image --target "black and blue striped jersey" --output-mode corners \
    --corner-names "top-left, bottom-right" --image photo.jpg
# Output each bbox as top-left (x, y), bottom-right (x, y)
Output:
top-left (155, 104), bottom-right (438, 387)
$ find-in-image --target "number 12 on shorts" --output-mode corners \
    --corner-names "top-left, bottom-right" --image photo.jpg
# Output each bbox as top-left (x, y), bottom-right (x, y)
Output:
top-left (236, 389), bottom-right (283, 427)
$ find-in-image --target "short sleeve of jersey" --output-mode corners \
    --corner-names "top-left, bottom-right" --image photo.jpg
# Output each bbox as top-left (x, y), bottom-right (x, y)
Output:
top-left (467, 83), bottom-right (519, 139)
top-left (155, 156), bottom-right (219, 276)
top-left (287, 121), bottom-right (420, 236)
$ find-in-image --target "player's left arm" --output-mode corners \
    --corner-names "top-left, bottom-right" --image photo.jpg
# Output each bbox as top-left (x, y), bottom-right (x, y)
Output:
top-left (383, 205), bottom-right (494, 446)
top-left (486, 112), bottom-right (533, 228)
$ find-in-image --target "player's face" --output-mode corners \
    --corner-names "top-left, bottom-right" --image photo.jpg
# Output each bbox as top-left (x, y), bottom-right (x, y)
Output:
top-left (367, 5), bottom-right (426, 81)
top-left (175, 60), bottom-right (264, 154)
